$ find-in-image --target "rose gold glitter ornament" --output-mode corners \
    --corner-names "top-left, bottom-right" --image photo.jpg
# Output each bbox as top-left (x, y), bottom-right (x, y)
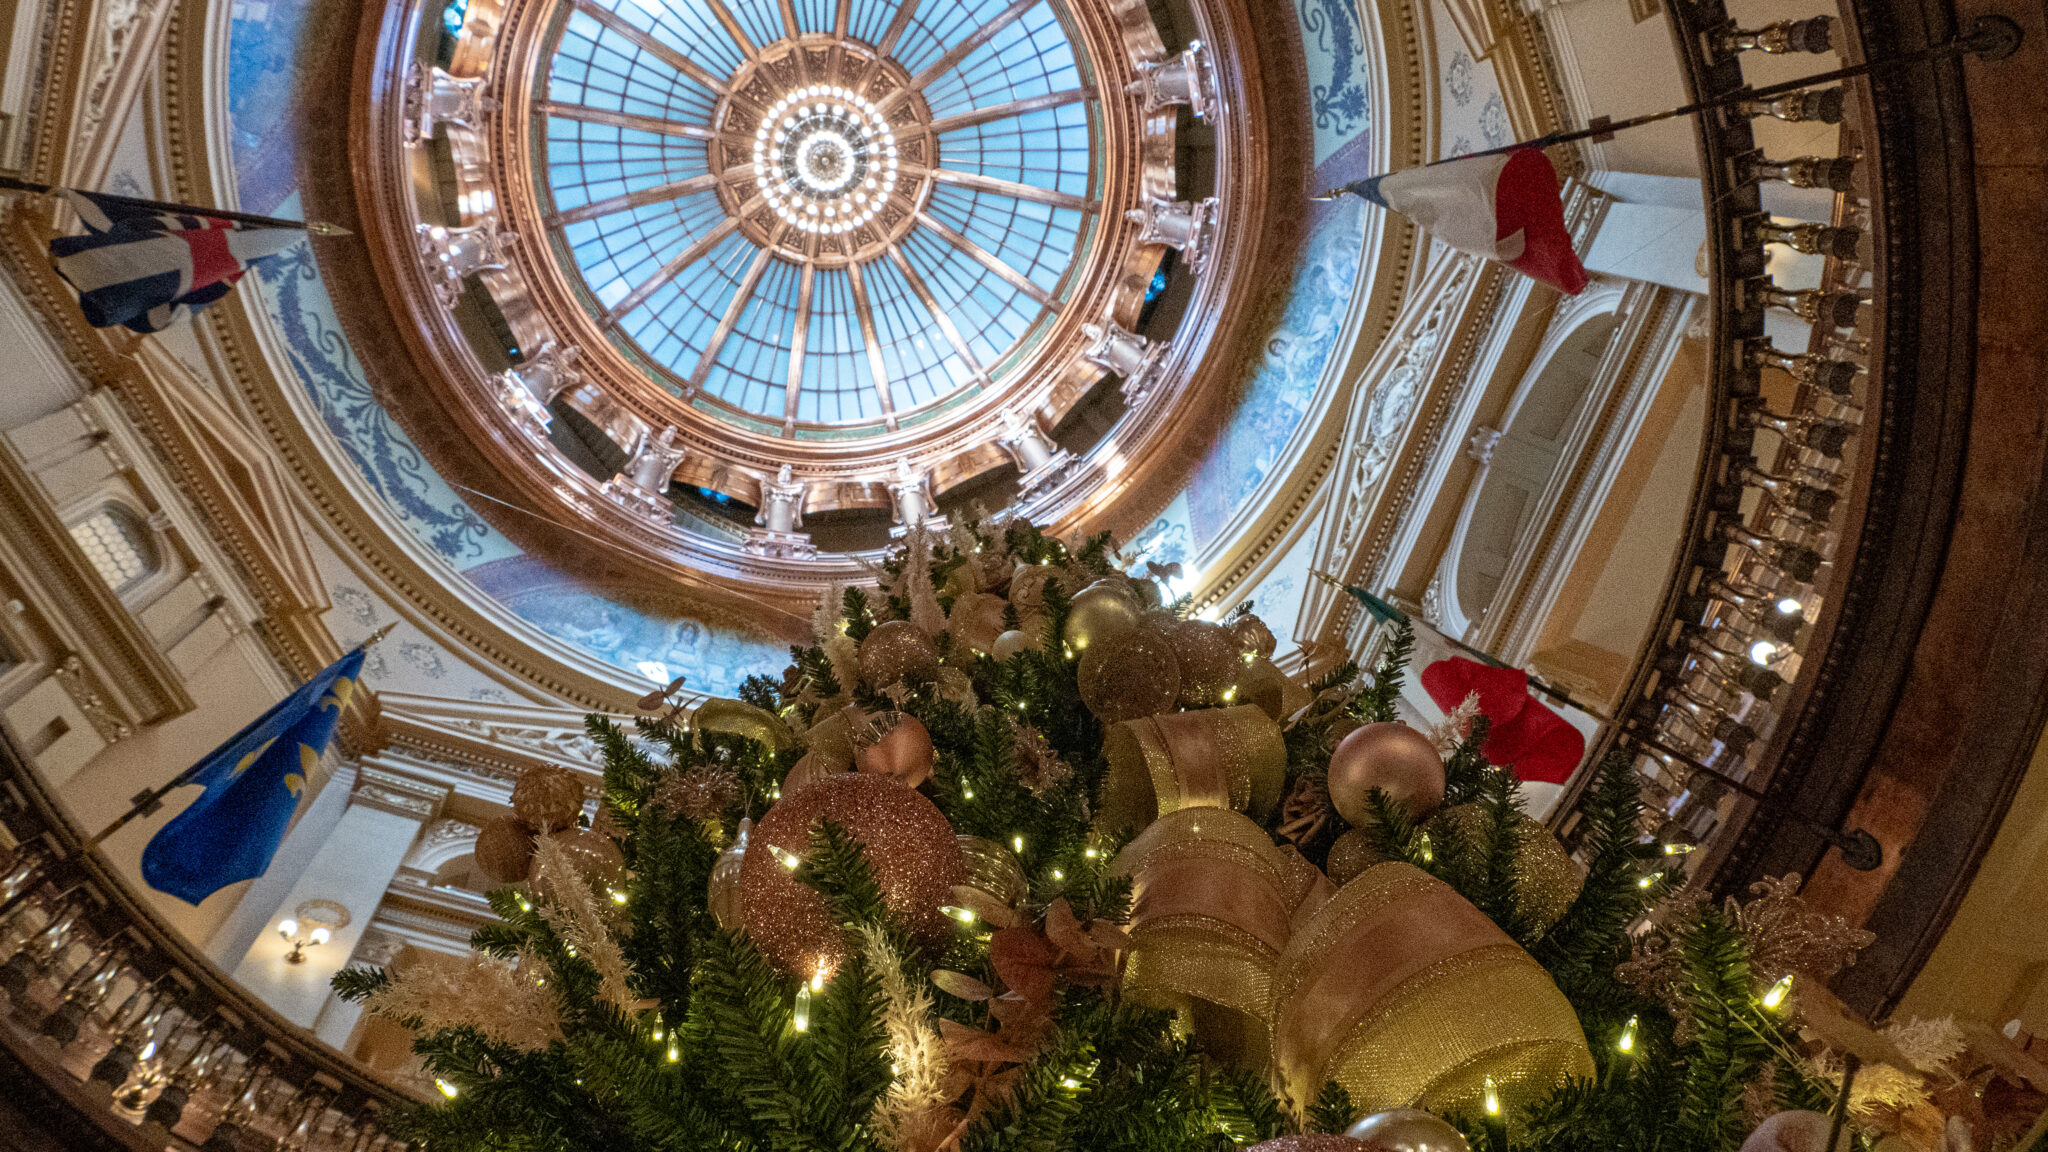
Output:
top-left (1077, 627), bottom-right (1182, 722)
top-left (1168, 619), bottom-right (1243, 708)
top-left (855, 712), bottom-right (935, 788)
top-left (738, 773), bottom-right (964, 975)
top-left (1325, 827), bottom-right (1384, 886)
top-left (1245, 1137), bottom-right (1372, 1152)
top-left (1327, 721), bottom-right (1446, 828)
top-left (545, 827), bottom-right (626, 887)
top-left (512, 764), bottom-right (585, 832)
top-left (475, 816), bottom-right (537, 885)
top-left (859, 619), bottom-right (942, 689)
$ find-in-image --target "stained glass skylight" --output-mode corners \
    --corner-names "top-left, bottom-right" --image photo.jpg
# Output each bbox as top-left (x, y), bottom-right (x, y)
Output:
top-left (538, 0), bottom-right (1099, 438)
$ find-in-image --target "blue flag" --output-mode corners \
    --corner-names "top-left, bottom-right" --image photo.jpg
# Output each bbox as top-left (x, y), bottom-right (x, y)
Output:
top-left (140, 648), bottom-right (365, 904)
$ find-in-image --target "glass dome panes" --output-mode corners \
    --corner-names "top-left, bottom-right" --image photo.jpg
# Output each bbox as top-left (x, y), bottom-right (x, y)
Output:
top-left (539, 0), bottom-right (1099, 434)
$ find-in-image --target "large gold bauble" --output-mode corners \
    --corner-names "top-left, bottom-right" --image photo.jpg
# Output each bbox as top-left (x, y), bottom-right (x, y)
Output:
top-left (1345, 1108), bottom-right (1472, 1152)
top-left (1245, 1137), bottom-right (1371, 1152)
top-left (1325, 827), bottom-right (1384, 886)
top-left (737, 773), bottom-right (964, 975)
top-left (1168, 619), bottom-right (1243, 708)
top-left (1062, 583), bottom-right (1141, 654)
top-left (860, 619), bottom-right (941, 688)
top-left (475, 816), bottom-right (537, 885)
top-left (804, 704), bottom-right (864, 769)
top-left (1327, 722), bottom-right (1446, 828)
top-left (511, 764), bottom-right (585, 832)
top-left (1077, 628), bottom-right (1182, 722)
top-left (692, 698), bottom-right (794, 751)
top-left (1427, 803), bottom-right (1583, 932)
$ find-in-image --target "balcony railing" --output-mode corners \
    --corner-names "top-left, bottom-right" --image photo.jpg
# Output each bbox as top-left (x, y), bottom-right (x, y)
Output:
top-left (0, 730), bottom-right (418, 1151)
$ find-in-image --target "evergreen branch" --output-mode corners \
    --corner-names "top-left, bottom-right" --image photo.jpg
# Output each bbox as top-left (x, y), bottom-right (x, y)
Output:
top-left (330, 966), bottom-right (390, 1002)
top-left (1534, 752), bottom-right (1655, 1000)
top-left (690, 930), bottom-right (830, 1152)
top-left (1208, 1064), bottom-right (1285, 1143)
top-left (1306, 1081), bottom-right (1357, 1134)
top-left (1352, 623), bottom-right (1415, 724)
top-left (1673, 907), bottom-right (1774, 1149)
top-left (798, 820), bottom-right (891, 933)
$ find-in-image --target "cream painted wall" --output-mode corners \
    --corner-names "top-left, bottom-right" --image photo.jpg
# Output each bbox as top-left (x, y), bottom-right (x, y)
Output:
top-left (1897, 726), bottom-right (2048, 1035)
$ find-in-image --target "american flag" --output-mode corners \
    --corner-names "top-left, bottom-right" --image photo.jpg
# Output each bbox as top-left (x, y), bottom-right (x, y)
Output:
top-left (49, 188), bottom-right (302, 333)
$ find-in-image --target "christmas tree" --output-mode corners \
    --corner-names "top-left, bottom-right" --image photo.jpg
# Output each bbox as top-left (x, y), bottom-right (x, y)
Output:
top-left (334, 516), bottom-right (1922, 1152)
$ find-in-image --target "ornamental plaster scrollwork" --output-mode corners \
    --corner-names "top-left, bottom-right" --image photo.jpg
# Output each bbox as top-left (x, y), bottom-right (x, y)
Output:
top-left (352, 764), bottom-right (449, 821)
top-left (440, 717), bottom-right (600, 766)
top-left (73, 0), bottom-right (171, 174)
top-left (1128, 41), bottom-right (1218, 120)
top-left (403, 62), bottom-right (497, 145)
top-left (404, 818), bottom-right (481, 872)
top-left (416, 219), bottom-right (516, 308)
top-left (1326, 263), bottom-right (1474, 563)
top-left (52, 654), bottom-right (130, 741)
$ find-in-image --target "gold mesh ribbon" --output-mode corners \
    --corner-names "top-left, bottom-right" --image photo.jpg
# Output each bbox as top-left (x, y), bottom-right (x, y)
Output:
top-left (1098, 705), bottom-right (1287, 834)
top-left (1112, 807), bottom-right (1300, 1066)
top-left (1271, 863), bottom-right (1593, 1117)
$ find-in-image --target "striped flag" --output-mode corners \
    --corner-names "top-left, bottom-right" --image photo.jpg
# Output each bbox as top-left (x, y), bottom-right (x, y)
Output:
top-left (49, 189), bottom-right (300, 333)
top-left (1341, 147), bottom-right (1589, 295)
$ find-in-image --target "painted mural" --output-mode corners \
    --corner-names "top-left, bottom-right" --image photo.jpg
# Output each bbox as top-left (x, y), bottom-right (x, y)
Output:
top-left (223, 5), bottom-right (787, 692)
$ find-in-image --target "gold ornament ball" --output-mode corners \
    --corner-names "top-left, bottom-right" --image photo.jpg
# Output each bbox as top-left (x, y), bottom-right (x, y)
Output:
top-left (1231, 613), bottom-right (1278, 660)
top-left (1062, 582), bottom-right (1141, 654)
top-left (1328, 721), bottom-right (1446, 828)
top-left (693, 697), bottom-right (794, 751)
top-left (474, 817), bottom-right (537, 885)
top-left (1345, 1108), bottom-right (1472, 1152)
top-left (1131, 578), bottom-right (1165, 610)
top-left (956, 835), bottom-right (1031, 907)
top-left (1246, 1138), bottom-right (1372, 1152)
top-left (738, 773), bottom-right (965, 975)
top-left (1238, 656), bottom-right (1296, 722)
top-left (804, 704), bottom-right (864, 769)
top-left (546, 827), bottom-right (626, 887)
top-left (1077, 627), bottom-right (1182, 722)
top-left (1168, 619), bottom-right (1243, 708)
top-left (1325, 827), bottom-right (1385, 886)
top-left (991, 629), bottom-right (1034, 661)
top-left (512, 764), bottom-right (585, 832)
top-left (860, 619), bottom-right (942, 688)
top-left (855, 712), bottom-right (936, 788)
top-left (1428, 803), bottom-right (1583, 932)
top-left (782, 751), bottom-right (845, 796)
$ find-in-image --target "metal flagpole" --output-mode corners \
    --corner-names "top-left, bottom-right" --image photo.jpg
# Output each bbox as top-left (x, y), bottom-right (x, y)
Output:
top-left (1318, 14), bottom-right (2022, 197)
top-left (81, 623), bottom-right (396, 851)
top-left (0, 174), bottom-right (353, 236)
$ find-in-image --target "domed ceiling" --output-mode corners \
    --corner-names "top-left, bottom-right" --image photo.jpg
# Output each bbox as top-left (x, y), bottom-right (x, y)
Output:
top-left (178, 0), bottom-right (1389, 703)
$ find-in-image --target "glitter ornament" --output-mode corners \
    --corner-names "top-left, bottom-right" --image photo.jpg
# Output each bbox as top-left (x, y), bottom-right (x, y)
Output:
top-left (512, 764), bottom-right (585, 832)
top-left (708, 819), bottom-right (749, 932)
top-left (1131, 578), bottom-right (1165, 610)
top-left (855, 712), bottom-right (935, 788)
top-left (1231, 613), bottom-right (1278, 660)
top-left (738, 773), bottom-right (964, 974)
top-left (860, 619), bottom-right (942, 689)
top-left (1326, 827), bottom-right (1384, 885)
top-left (1327, 722), bottom-right (1446, 828)
top-left (1062, 581), bottom-right (1141, 654)
top-left (475, 816), bottom-right (537, 884)
top-left (1428, 803), bottom-right (1583, 932)
top-left (1345, 1108), bottom-right (1472, 1152)
top-left (991, 629), bottom-right (1034, 661)
top-left (1168, 619), bottom-right (1243, 708)
top-left (546, 827), bottom-right (626, 887)
top-left (1245, 1138), bottom-right (1371, 1152)
top-left (804, 703), bottom-right (867, 768)
top-left (1009, 719), bottom-right (1071, 794)
top-left (649, 764), bottom-right (740, 821)
top-left (1740, 1111), bottom-right (1852, 1152)
top-left (1076, 627), bottom-right (1181, 722)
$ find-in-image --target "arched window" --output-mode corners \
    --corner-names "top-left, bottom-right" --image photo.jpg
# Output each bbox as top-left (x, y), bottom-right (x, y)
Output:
top-left (68, 504), bottom-right (160, 594)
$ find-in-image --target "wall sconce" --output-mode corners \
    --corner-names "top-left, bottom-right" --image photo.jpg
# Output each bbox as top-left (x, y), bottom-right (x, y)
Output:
top-left (277, 899), bottom-right (350, 964)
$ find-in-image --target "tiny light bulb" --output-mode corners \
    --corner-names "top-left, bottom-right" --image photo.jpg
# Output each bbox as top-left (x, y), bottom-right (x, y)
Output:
top-left (436, 1078), bottom-right (460, 1098)
top-left (1777, 597), bottom-right (1803, 615)
top-left (1483, 1076), bottom-right (1501, 1116)
top-left (962, 784), bottom-right (975, 799)
top-left (793, 985), bottom-right (812, 1032)
top-left (1637, 874), bottom-right (1657, 889)
top-left (667, 1045), bottom-right (680, 1062)
top-left (1084, 847), bottom-right (1098, 859)
top-left (612, 888), bottom-right (628, 904)
top-left (1618, 1014), bottom-right (1638, 1054)
top-left (1662, 842), bottom-right (1697, 856)
top-left (1011, 833), bottom-right (1026, 854)
top-left (1051, 868), bottom-right (1064, 881)
top-left (1762, 974), bottom-right (1794, 1009)
top-left (942, 905), bottom-right (977, 924)
top-left (1061, 1077), bottom-right (1081, 1089)
top-left (811, 964), bottom-right (828, 993)
top-left (1418, 833), bottom-right (1434, 863)
top-left (771, 846), bottom-right (803, 870)
top-left (1749, 639), bottom-right (1779, 664)
top-left (652, 1027), bottom-right (664, 1041)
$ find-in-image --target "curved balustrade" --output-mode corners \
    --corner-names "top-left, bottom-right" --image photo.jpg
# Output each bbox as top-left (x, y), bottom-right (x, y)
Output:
top-left (0, 731), bottom-right (418, 1151)
top-left (1554, 0), bottom-right (1882, 874)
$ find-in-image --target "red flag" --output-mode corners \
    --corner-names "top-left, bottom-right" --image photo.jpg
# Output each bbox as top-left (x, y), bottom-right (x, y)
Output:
top-left (1420, 657), bottom-right (1585, 784)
